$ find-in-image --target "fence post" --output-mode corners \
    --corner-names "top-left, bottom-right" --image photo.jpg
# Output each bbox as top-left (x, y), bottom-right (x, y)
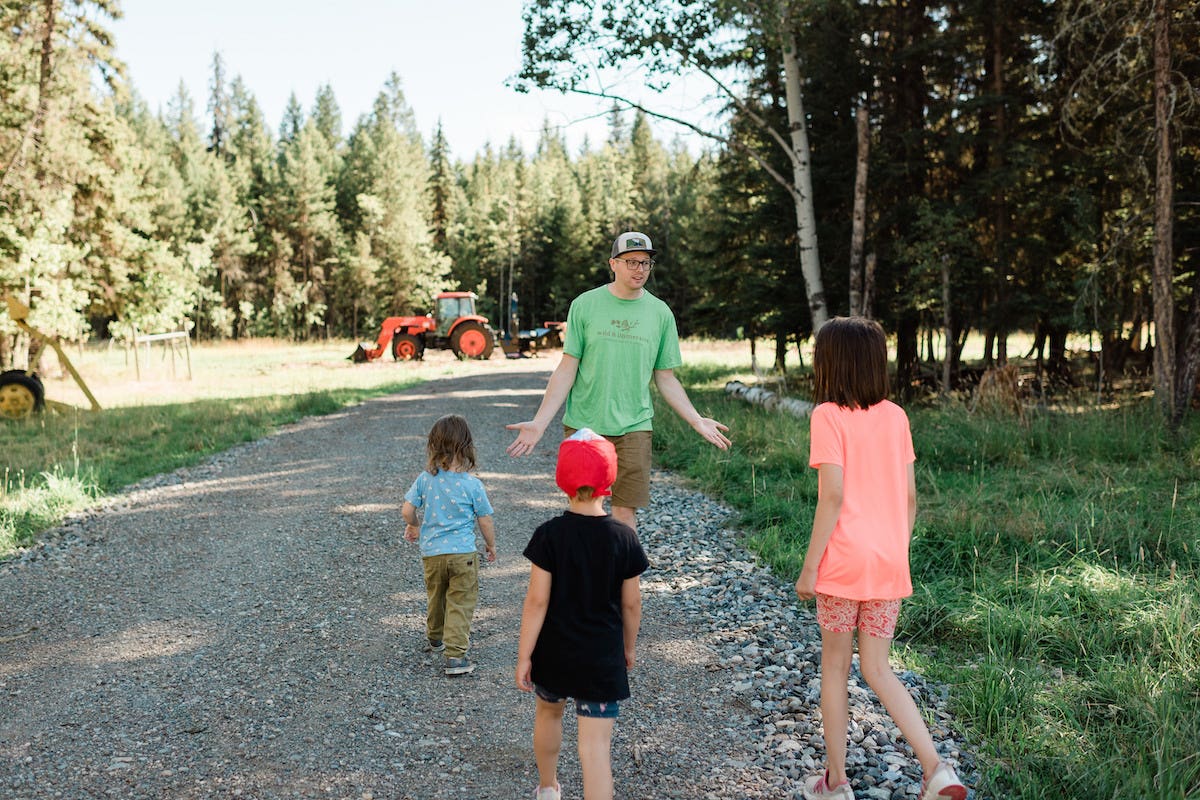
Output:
top-left (132, 324), bottom-right (141, 381)
top-left (183, 324), bottom-right (192, 380)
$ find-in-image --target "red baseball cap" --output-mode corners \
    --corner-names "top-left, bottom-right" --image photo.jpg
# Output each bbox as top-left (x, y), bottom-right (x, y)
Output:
top-left (556, 428), bottom-right (618, 497)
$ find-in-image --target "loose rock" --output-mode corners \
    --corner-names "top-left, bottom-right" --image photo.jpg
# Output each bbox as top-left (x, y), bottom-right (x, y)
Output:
top-left (1, 365), bottom-right (978, 799)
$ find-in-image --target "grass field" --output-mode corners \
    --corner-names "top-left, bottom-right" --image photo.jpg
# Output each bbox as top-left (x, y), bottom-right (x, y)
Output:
top-left (650, 357), bottom-right (1200, 800)
top-left (1, 338), bottom-right (527, 554)
top-left (4, 337), bottom-right (1199, 799)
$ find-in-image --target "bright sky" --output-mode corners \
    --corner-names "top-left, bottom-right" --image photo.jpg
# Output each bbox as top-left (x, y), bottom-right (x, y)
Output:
top-left (110, 0), bottom-right (721, 161)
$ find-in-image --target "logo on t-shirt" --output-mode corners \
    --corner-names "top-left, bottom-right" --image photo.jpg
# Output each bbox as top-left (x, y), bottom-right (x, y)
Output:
top-left (609, 319), bottom-right (640, 333)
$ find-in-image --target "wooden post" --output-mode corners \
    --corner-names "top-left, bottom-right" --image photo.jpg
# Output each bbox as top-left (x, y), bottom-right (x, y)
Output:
top-left (42, 335), bottom-right (101, 412)
top-left (132, 324), bottom-right (141, 381)
top-left (183, 324), bottom-right (192, 380)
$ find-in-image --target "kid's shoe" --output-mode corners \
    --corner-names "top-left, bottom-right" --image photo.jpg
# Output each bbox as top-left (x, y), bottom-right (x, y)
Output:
top-left (802, 770), bottom-right (855, 800)
top-left (444, 656), bottom-right (475, 676)
top-left (921, 762), bottom-right (967, 800)
top-left (533, 783), bottom-right (560, 800)
top-left (422, 639), bottom-right (445, 653)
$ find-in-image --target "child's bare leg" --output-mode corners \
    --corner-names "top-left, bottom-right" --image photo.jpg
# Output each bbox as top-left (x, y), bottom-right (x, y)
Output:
top-left (533, 697), bottom-right (566, 791)
top-left (819, 628), bottom-right (855, 785)
top-left (576, 715), bottom-right (615, 800)
top-left (857, 632), bottom-right (940, 776)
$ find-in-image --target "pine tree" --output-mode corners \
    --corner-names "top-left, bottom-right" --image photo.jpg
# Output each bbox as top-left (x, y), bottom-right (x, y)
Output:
top-left (279, 93), bottom-right (304, 144)
top-left (0, 0), bottom-right (134, 364)
top-left (525, 122), bottom-right (590, 326)
top-left (269, 120), bottom-right (341, 338)
top-left (428, 120), bottom-right (456, 256)
top-left (311, 83), bottom-right (343, 148)
top-left (225, 77), bottom-right (276, 336)
top-left (335, 76), bottom-right (447, 328)
top-left (207, 51), bottom-right (231, 158)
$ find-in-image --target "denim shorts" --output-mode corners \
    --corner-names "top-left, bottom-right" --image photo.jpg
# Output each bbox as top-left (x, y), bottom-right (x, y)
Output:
top-left (534, 684), bottom-right (620, 719)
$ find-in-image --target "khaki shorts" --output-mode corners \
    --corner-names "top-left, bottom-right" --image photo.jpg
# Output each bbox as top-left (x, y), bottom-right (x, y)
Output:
top-left (563, 426), bottom-right (652, 509)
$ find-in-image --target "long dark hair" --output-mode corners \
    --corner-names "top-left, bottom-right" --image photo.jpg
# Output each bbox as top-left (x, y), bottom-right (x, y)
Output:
top-left (812, 317), bottom-right (889, 409)
top-left (426, 414), bottom-right (477, 474)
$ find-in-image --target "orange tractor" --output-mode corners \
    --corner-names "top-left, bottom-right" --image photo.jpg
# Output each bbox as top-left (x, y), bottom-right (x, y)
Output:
top-left (350, 291), bottom-right (496, 362)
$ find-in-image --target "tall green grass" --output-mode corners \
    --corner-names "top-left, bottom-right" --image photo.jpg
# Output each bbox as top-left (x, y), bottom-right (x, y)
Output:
top-left (1, 383), bottom-right (418, 556)
top-left (652, 363), bottom-right (1200, 800)
top-left (5, 349), bottom-right (1198, 797)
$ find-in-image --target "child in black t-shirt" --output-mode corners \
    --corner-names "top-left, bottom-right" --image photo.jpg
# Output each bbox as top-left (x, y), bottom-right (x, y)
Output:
top-left (516, 428), bottom-right (649, 800)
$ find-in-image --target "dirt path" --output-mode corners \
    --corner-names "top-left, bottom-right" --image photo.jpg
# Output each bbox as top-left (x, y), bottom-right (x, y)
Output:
top-left (0, 364), bottom-right (786, 800)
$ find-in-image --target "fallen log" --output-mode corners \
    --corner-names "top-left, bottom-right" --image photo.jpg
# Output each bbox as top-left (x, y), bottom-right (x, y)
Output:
top-left (725, 381), bottom-right (815, 419)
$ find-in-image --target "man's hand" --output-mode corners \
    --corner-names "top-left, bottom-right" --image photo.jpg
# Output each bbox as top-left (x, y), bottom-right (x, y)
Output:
top-left (403, 523), bottom-right (420, 543)
top-left (692, 417), bottom-right (732, 450)
top-left (506, 421), bottom-right (545, 457)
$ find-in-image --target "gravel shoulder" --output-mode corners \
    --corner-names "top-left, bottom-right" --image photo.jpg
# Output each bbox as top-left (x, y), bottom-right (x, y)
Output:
top-left (0, 363), bottom-right (978, 799)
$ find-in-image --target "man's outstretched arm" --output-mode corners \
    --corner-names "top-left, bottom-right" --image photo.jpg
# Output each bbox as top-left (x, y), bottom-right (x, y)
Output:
top-left (506, 354), bottom-right (580, 457)
top-left (653, 369), bottom-right (731, 450)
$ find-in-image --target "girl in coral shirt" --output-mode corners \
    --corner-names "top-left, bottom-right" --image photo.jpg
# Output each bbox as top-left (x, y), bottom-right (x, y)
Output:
top-left (795, 317), bottom-right (967, 800)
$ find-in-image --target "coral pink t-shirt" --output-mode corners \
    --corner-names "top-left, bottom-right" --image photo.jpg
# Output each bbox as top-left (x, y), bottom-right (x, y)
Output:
top-left (808, 400), bottom-right (915, 600)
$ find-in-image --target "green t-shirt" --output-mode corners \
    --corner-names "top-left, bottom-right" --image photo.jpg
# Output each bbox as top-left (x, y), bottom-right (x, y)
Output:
top-left (562, 285), bottom-right (683, 436)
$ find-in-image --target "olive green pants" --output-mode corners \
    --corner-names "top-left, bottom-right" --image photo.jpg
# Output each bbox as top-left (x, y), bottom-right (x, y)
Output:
top-left (422, 552), bottom-right (479, 658)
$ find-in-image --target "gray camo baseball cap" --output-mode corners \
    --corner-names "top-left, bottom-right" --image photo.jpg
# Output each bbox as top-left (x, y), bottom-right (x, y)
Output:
top-left (611, 231), bottom-right (656, 258)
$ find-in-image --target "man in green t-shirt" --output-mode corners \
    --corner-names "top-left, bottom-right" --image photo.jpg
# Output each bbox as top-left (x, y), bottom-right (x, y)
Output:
top-left (507, 231), bottom-right (731, 534)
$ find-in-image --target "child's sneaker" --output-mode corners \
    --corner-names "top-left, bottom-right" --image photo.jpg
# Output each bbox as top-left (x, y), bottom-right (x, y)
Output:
top-left (533, 783), bottom-right (560, 800)
top-left (422, 639), bottom-right (445, 653)
top-left (444, 656), bottom-right (475, 676)
top-left (802, 770), bottom-right (855, 799)
top-left (921, 762), bottom-right (967, 800)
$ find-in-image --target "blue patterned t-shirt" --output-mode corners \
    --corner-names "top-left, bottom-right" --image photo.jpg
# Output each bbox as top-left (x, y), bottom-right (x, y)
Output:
top-left (404, 470), bottom-right (494, 557)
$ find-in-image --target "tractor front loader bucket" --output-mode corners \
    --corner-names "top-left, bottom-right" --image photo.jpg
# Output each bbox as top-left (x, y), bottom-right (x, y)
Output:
top-left (349, 344), bottom-right (370, 363)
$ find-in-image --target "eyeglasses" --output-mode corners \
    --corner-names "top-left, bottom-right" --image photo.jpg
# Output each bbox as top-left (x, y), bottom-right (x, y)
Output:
top-left (616, 258), bottom-right (654, 272)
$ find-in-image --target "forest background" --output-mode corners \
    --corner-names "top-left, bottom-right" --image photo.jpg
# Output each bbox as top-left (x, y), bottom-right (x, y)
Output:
top-left (3, 3), bottom-right (1200, 798)
top-left (2, 0), bottom-right (1198, 421)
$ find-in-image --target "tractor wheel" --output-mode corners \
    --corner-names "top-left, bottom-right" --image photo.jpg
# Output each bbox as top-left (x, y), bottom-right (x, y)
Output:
top-left (391, 334), bottom-right (425, 361)
top-left (0, 370), bottom-right (45, 420)
top-left (451, 322), bottom-right (494, 360)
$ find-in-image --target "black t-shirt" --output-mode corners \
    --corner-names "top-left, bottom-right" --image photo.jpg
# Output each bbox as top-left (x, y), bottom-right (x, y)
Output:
top-left (522, 511), bottom-right (649, 702)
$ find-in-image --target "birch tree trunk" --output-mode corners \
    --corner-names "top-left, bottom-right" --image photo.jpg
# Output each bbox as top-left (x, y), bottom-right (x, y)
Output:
top-left (779, 2), bottom-right (828, 330)
top-left (849, 102), bottom-right (870, 318)
top-left (1152, 0), bottom-right (1176, 419)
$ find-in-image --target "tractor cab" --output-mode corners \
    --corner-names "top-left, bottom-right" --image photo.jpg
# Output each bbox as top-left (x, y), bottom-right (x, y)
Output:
top-left (435, 292), bottom-right (477, 338)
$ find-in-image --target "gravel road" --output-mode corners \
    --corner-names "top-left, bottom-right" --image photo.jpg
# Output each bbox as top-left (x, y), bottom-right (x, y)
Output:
top-left (1, 359), bottom-right (977, 800)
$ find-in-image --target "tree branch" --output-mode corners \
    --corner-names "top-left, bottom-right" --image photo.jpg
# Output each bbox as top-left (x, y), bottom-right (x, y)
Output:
top-left (681, 57), bottom-right (802, 174)
top-left (563, 86), bottom-right (800, 201)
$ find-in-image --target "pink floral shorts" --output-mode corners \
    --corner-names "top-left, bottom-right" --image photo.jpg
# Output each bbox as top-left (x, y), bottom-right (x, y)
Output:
top-left (815, 594), bottom-right (902, 639)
